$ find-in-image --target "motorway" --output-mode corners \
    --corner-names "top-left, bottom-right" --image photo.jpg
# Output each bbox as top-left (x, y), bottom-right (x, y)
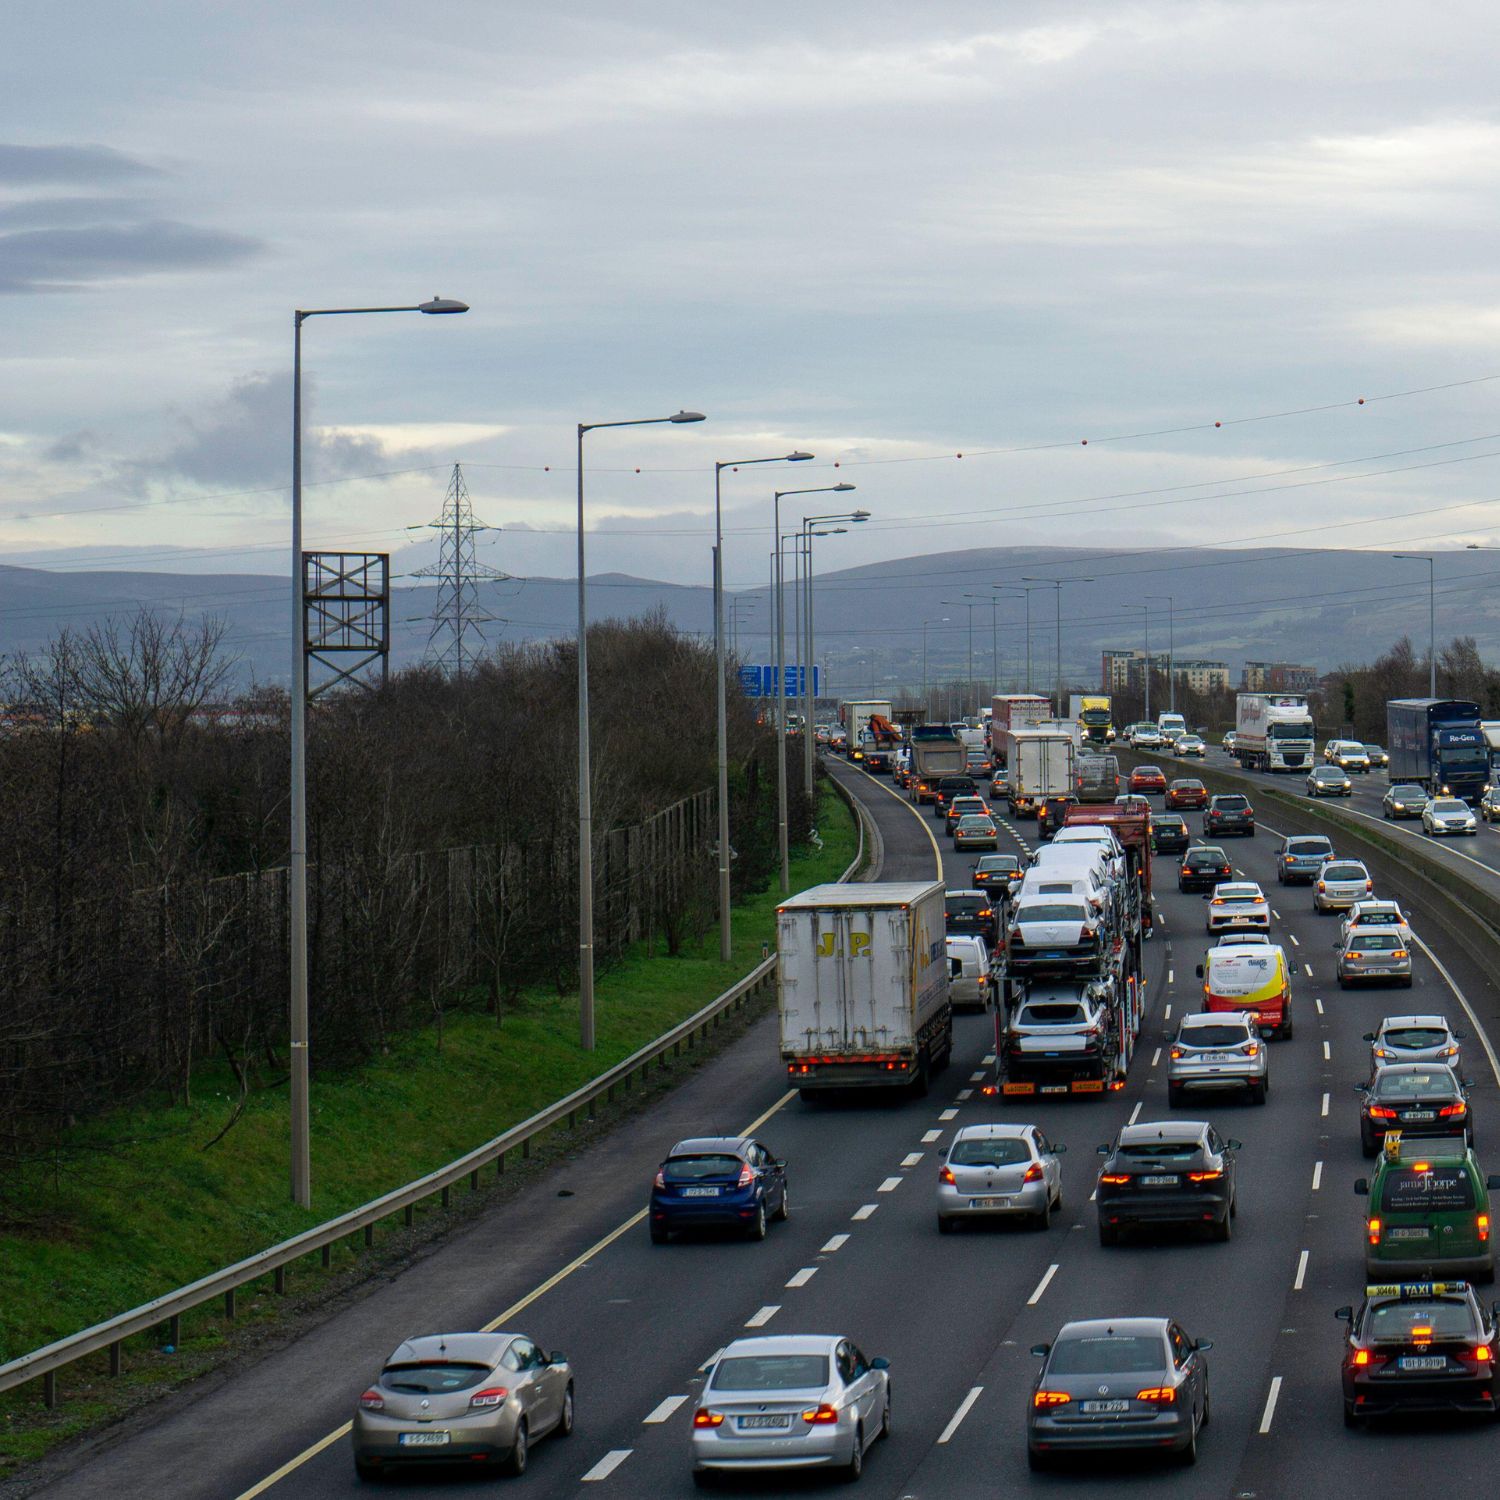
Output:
top-left (22, 755), bottom-right (1500, 1498)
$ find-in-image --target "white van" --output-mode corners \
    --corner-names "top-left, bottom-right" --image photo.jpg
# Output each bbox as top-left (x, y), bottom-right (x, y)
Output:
top-left (946, 935), bottom-right (993, 1012)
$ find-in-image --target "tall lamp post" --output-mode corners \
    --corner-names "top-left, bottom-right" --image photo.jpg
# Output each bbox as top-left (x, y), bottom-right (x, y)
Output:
top-left (1122, 603), bottom-right (1151, 722)
top-left (941, 599), bottom-right (978, 717)
top-left (289, 294), bottom-right (467, 1209)
top-left (802, 508), bottom-right (869, 806)
top-left (994, 584), bottom-right (1042, 694)
top-left (921, 616), bottom-right (949, 716)
top-left (577, 409), bottom-right (705, 1055)
top-left (1022, 576), bottom-right (1096, 718)
top-left (772, 483), bottom-right (853, 892)
top-left (1394, 553), bottom-right (1437, 696)
top-left (1147, 595), bottom-right (1175, 712)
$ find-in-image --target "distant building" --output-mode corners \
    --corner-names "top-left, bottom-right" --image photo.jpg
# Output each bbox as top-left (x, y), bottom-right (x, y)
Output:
top-left (1242, 660), bottom-right (1317, 692)
top-left (1175, 660), bottom-right (1231, 694)
top-left (1102, 649), bottom-right (1169, 693)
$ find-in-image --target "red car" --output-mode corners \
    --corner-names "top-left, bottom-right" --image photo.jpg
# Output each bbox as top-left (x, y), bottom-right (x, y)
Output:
top-left (1165, 778), bottom-right (1208, 811)
top-left (1128, 765), bottom-right (1168, 795)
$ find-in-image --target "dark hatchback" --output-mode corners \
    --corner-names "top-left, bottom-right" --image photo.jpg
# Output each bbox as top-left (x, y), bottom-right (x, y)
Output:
top-left (933, 776), bottom-right (978, 817)
top-left (1151, 814), bottom-right (1190, 855)
top-left (946, 890), bottom-right (1001, 944)
top-left (649, 1136), bottom-right (788, 1243)
top-left (1096, 1122), bottom-right (1239, 1244)
top-left (1037, 794), bottom-right (1080, 840)
top-left (972, 853), bottom-right (1024, 897)
top-left (1178, 846), bottom-right (1233, 892)
top-left (1357, 1065), bottom-right (1472, 1157)
top-left (1204, 794), bottom-right (1255, 837)
top-left (1339, 1280), bottom-right (1499, 1425)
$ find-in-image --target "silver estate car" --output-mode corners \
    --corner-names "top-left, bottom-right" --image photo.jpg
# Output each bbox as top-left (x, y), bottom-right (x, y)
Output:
top-left (352, 1332), bottom-right (572, 1481)
top-left (1314, 859), bottom-right (1373, 912)
top-left (1365, 1014), bottom-right (1465, 1072)
top-left (1028, 1318), bottom-right (1212, 1469)
top-left (1336, 929), bottom-right (1413, 987)
top-left (692, 1335), bottom-right (890, 1484)
top-left (1167, 1012), bottom-right (1267, 1105)
top-left (937, 1123), bottom-right (1065, 1232)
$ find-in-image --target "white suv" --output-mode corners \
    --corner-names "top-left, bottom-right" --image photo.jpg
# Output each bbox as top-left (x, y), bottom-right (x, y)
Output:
top-left (1323, 739), bottom-right (1371, 772)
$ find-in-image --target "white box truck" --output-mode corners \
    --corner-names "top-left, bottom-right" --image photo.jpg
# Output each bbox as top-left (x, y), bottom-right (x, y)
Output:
top-left (990, 694), bottom-right (1052, 766)
top-left (1233, 693), bottom-right (1316, 772)
top-left (778, 880), bottom-right (951, 1095)
top-left (1008, 727), bottom-right (1076, 817)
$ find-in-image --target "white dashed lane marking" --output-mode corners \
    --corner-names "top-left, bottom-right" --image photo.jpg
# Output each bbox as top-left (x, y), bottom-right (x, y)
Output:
top-left (1315, 997), bottom-right (1324, 1015)
top-left (1288, 933), bottom-right (1299, 946)
top-left (1321, 1092), bottom-right (1330, 1118)
top-left (878, 1176), bottom-right (903, 1193)
top-left (821, 1234), bottom-right (849, 1253)
top-left (940, 1108), bottom-right (959, 1121)
top-left (786, 1267), bottom-right (818, 1288)
top-left (582, 1450), bottom-right (633, 1482)
top-left (922, 1129), bottom-right (943, 1144)
top-left (643, 1396), bottom-right (688, 1425)
top-left (1323, 1041), bottom-right (1331, 1061)
top-left (1259, 1377), bottom-right (1283, 1435)
top-left (1128, 1101), bottom-right (1142, 1126)
top-left (901, 1152), bottom-right (924, 1167)
top-left (1294, 1250), bottom-right (1309, 1291)
top-left (1312, 1161), bottom-right (1323, 1191)
top-left (852, 1204), bottom-right (878, 1221)
top-left (745, 1306), bottom-right (780, 1328)
top-left (1027, 1264), bottom-right (1060, 1305)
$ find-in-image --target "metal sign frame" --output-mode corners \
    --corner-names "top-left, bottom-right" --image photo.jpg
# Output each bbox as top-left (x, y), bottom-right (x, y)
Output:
top-left (303, 551), bottom-right (390, 698)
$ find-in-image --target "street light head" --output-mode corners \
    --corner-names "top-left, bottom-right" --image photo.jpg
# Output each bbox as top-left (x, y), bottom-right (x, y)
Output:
top-left (832, 482), bottom-right (856, 492)
top-left (670, 410), bottom-right (707, 423)
top-left (418, 297), bottom-right (469, 314)
top-left (849, 508), bottom-right (870, 519)
top-left (786, 450), bottom-right (815, 462)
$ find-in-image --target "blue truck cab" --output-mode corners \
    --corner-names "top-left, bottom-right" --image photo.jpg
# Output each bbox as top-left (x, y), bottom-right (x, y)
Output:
top-left (1385, 699), bottom-right (1487, 803)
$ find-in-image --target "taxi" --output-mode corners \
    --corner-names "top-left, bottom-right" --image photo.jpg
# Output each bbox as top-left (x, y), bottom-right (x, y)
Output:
top-left (1338, 1281), bottom-right (1498, 1425)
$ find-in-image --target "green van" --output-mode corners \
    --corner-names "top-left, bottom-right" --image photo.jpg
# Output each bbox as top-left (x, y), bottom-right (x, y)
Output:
top-left (1355, 1133), bottom-right (1500, 1283)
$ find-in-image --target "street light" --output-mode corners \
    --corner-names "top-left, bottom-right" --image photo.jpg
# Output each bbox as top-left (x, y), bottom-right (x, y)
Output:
top-left (993, 584), bottom-right (1043, 694)
top-left (1147, 595), bottom-right (1175, 712)
top-left (802, 509), bottom-right (869, 804)
top-left (772, 483), bottom-right (853, 892)
top-left (577, 409), bottom-right (705, 1054)
top-left (1022, 577), bottom-right (1096, 718)
top-left (288, 293), bottom-right (468, 1209)
top-left (941, 599), bottom-right (978, 718)
top-left (1393, 553), bottom-right (1436, 696)
top-left (711, 451), bottom-right (811, 961)
top-left (921, 617), bottom-right (949, 716)
top-left (963, 592), bottom-right (1002, 707)
top-left (1120, 602), bottom-right (1152, 721)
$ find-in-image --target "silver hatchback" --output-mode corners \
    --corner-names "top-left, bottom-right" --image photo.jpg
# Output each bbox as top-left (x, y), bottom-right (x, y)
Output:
top-left (937, 1123), bottom-right (1065, 1231)
top-left (1314, 859), bottom-right (1373, 912)
top-left (1335, 929), bottom-right (1413, 987)
top-left (1167, 1012), bottom-right (1268, 1105)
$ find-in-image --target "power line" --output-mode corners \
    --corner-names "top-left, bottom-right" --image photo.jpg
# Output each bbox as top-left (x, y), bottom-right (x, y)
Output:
top-left (411, 464), bottom-right (508, 676)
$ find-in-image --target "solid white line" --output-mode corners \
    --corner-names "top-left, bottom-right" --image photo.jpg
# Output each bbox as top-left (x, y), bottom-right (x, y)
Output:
top-left (643, 1396), bottom-right (688, 1424)
top-left (1151, 1048), bottom-right (1162, 1068)
top-left (940, 1108), bottom-right (959, 1121)
top-left (1312, 1161), bottom-right (1323, 1191)
top-left (902, 1152), bottom-right (924, 1167)
top-left (1288, 933), bottom-right (1299, 947)
top-left (1294, 1250), bottom-right (1309, 1291)
top-left (937, 1386), bottom-right (984, 1444)
top-left (956, 1089), bottom-right (974, 1101)
top-left (1258, 1376), bottom-right (1283, 1435)
top-left (582, 1450), bottom-right (633, 1482)
top-left (745, 1305), bottom-right (780, 1327)
top-left (1412, 932), bottom-right (1500, 1088)
top-left (1128, 1101), bottom-right (1142, 1125)
top-left (922, 1129), bottom-right (943, 1144)
top-left (786, 1267), bottom-right (818, 1288)
top-left (699, 1348), bottom-right (724, 1371)
top-left (1321, 1092), bottom-right (1330, 1117)
top-left (1304, 963), bottom-right (1314, 977)
top-left (821, 1233), bottom-right (850, 1253)
top-left (1027, 1264), bottom-right (1060, 1305)
top-left (852, 1204), bottom-right (878, 1221)
top-left (878, 1176), bottom-right (903, 1192)
top-left (1315, 997), bottom-right (1324, 1015)
top-left (1322, 1040), bottom-right (1331, 1061)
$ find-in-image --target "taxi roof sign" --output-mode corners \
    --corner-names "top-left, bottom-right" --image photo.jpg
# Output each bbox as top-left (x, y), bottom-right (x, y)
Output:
top-left (1364, 1281), bottom-right (1471, 1299)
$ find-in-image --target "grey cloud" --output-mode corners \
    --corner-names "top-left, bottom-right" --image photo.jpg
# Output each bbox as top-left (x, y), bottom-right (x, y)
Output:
top-left (45, 430), bottom-right (100, 463)
top-left (0, 195), bottom-right (154, 229)
top-left (0, 143), bottom-right (161, 184)
top-left (0, 219), bottom-right (263, 293)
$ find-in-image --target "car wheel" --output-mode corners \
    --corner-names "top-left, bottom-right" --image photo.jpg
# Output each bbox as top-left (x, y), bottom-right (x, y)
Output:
top-left (1034, 1195), bottom-right (1052, 1232)
top-left (354, 1460), bottom-right (381, 1483)
top-left (1401, 976), bottom-right (1414, 988)
top-left (1343, 1401), bottom-right (1362, 1428)
top-left (1213, 1212), bottom-right (1232, 1243)
top-left (559, 1384), bottom-right (575, 1437)
top-left (1201, 1381), bottom-right (1212, 1428)
top-left (748, 1202), bottom-right (768, 1241)
top-left (1361, 1131), bottom-right (1377, 1159)
top-left (692, 1470), bottom-right (719, 1490)
top-left (1281, 1018), bottom-right (1294, 1040)
top-left (1027, 1446), bottom-right (1051, 1472)
top-left (502, 1419), bottom-right (528, 1477)
top-left (879, 1390), bottom-right (892, 1439)
top-left (1249, 1082), bottom-right (1267, 1105)
top-left (841, 1426), bottom-right (864, 1483)
top-left (937, 1215), bottom-right (956, 1235)
top-left (1179, 1413), bottom-right (1199, 1465)
top-left (774, 1184), bottom-right (790, 1222)
top-left (1337, 977), bottom-right (1349, 990)
top-left (1098, 1221), bottom-right (1119, 1247)
top-left (1167, 1081), bottom-right (1185, 1108)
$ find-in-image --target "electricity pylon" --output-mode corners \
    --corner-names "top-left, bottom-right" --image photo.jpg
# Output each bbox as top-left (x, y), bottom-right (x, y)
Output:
top-left (413, 463), bottom-right (508, 675)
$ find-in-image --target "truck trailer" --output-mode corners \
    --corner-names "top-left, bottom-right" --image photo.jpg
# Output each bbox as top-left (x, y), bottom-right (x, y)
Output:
top-left (777, 881), bottom-right (952, 1096)
top-left (1386, 698), bottom-right (1488, 802)
top-left (990, 694), bottom-right (1053, 768)
top-left (1008, 727), bottom-right (1075, 818)
top-left (1233, 693), bottom-right (1316, 772)
top-left (908, 724), bottom-right (966, 804)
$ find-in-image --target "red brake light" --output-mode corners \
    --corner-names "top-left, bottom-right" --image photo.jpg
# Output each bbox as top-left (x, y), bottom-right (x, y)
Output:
top-left (1480, 1214), bottom-right (1491, 1243)
top-left (1135, 1386), bottom-right (1176, 1404)
top-left (939, 1165), bottom-right (956, 1185)
top-left (1187, 1170), bottom-right (1223, 1182)
top-left (1352, 1350), bottom-right (1371, 1367)
top-left (1099, 1173), bottom-right (1130, 1184)
top-left (1368, 1105), bottom-right (1398, 1120)
top-left (737, 1162), bottom-right (755, 1188)
top-left (1368, 1217), bottom-right (1382, 1245)
top-left (469, 1387), bottom-right (509, 1409)
top-left (1477, 1345), bottom-right (1493, 1361)
top-left (694, 1407), bottom-right (725, 1427)
top-left (1022, 1163), bottom-right (1044, 1183)
top-left (654, 1168), bottom-right (666, 1189)
top-left (359, 1388), bottom-right (385, 1410)
top-left (1439, 1102), bottom-right (1468, 1117)
top-left (1033, 1390), bottom-right (1071, 1407)
top-left (802, 1404), bottom-right (840, 1424)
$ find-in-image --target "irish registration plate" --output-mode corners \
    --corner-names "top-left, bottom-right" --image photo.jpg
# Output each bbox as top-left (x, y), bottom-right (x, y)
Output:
top-left (398, 1431), bottom-right (450, 1447)
top-left (1402, 1111), bottom-right (1435, 1122)
top-left (971, 1197), bottom-right (1013, 1209)
top-left (1142, 1175), bottom-right (1179, 1186)
top-left (1387, 1226), bottom-right (1428, 1240)
top-left (682, 1187), bottom-right (720, 1197)
top-left (740, 1415), bottom-right (790, 1429)
top-left (1081, 1400), bottom-right (1130, 1413)
top-left (1399, 1356), bottom-right (1445, 1371)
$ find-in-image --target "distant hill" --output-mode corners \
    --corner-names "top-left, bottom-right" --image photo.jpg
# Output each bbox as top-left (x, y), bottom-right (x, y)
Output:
top-left (2, 544), bottom-right (1495, 692)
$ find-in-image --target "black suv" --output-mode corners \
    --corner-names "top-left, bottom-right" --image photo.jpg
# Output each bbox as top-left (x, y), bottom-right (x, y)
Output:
top-left (1037, 794), bottom-right (1079, 841)
top-left (933, 777), bottom-right (978, 817)
top-left (1179, 845), bottom-right (1232, 892)
top-left (1204, 793), bottom-right (1255, 838)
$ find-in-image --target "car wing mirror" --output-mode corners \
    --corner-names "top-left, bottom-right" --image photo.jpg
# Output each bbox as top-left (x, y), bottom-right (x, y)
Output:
top-left (1227, 1139), bottom-right (1243, 1151)
top-left (1195, 964), bottom-right (1204, 979)
top-left (548, 1350), bottom-right (568, 1365)
top-left (870, 1356), bottom-right (890, 1371)
top-left (1096, 1144), bottom-right (1111, 1155)
top-left (1334, 1306), bottom-right (1353, 1323)
top-left (1353, 1083), bottom-right (1368, 1094)
top-left (1053, 1143), bottom-right (1068, 1154)
top-left (1455, 1031), bottom-right (1469, 1041)
top-left (1193, 1338), bottom-right (1214, 1351)
top-left (1029, 1343), bottom-right (1051, 1358)
top-left (1487, 1175), bottom-right (1500, 1191)
top-left (1362, 1032), bottom-right (1376, 1042)
top-left (1354, 1178), bottom-right (1369, 1196)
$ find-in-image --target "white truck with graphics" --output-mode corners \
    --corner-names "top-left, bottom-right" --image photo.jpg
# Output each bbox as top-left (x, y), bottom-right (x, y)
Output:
top-left (777, 881), bottom-right (952, 1096)
top-left (1008, 727), bottom-right (1076, 818)
top-left (1233, 693), bottom-right (1317, 772)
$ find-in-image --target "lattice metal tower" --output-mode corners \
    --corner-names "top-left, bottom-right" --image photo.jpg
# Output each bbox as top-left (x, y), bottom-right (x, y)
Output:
top-left (413, 463), bottom-right (508, 674)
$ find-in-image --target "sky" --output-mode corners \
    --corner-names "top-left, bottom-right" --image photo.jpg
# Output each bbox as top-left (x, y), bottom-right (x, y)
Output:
top-left (7, 1), bottom-right (1500, 628)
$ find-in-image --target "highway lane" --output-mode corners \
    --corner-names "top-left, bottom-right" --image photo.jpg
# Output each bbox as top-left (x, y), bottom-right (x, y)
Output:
top-left (25, 759), bottom-right (1500, 1498)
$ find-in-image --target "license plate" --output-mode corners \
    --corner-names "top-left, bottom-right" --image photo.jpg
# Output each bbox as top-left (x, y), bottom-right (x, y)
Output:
top-left (398, 1431), bottom-right (450, 1447)
top-left (1141, 1175), bottom-right (1180, 1186)
top-left (681, 1186), bottom-right (721, 1197)
top-left (1080, 1400), bottom-right (1130, 1413)
top-left (1039, 1084), bottom-right (1068, 1094)
top-left (1399, 1356), bottom-right (1446, 1371)
top-left (1402, 1111), bottom-right (1435, 1122)
top-left (1201, 1053), bottom-right (1234, 1063)
top-left (1386, 1226), bottom-right (1429, 1240)
top-left (739, 1414), bottom-right (790, 1429)
top-left (970, 1196), bottom-right (1013, 1209)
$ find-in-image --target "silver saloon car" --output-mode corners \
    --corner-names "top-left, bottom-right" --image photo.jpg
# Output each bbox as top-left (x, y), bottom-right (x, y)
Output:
top-left (692, 1336), bottom-right (890, 1484)
top-left (937, 1123), bottom-right (1065, 1231)
top-left (352, 1332), bottom-right (572, 1481)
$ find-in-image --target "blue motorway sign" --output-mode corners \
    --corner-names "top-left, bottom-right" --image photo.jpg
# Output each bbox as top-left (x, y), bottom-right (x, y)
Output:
top-left (739, 665), bottom-right (820, 698)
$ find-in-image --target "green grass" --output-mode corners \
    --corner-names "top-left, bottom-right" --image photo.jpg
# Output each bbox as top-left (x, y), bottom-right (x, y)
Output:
top-left (0, 782), bottom-right (857, 1464)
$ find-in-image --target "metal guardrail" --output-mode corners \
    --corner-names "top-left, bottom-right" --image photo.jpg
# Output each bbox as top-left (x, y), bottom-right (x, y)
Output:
top-left (1, 793), bottom-right (865, 1409)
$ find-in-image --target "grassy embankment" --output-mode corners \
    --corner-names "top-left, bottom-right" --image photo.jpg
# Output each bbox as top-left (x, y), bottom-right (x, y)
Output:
top-left (0, 781), bottom-right (857, 1467)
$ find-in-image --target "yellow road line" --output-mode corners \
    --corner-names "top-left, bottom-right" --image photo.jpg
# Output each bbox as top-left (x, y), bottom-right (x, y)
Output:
top-left (842, 764), bottom-right (944, 880)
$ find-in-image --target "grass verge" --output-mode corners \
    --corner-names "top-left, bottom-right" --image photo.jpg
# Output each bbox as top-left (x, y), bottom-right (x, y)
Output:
top-left (0, 781), bottom-right (855, 1473)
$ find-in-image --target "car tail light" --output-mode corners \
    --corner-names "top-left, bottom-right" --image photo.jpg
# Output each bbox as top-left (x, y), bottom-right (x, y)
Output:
top-left (653, 1168), bottom-right (666, 1189)
top-left (1135, 1387), bottom-right (1176, 1404)
top-left (1170, 1047), bottom-right (1184, 1061)
top-left (694, 1408), bottom-right (725, 1427)
top-left (802, 1404), bottom-right (840, 1424)
top-left (1022, 1163), bottom-right (1044, 1183)
top-left (1351, 1350), bottom-right (1371, 1367)
top-left (1475, 1346), bottom-right (1493, 1362)
top-left (1187, 1170), bottom-right (1223, 1182)
top-left (1368, 1105), bottom-right (1398, 1120)
top-left (469, 1387), bottom-right (510, 1409)
top-left (359, 1389), bottom-right (385, 1411)
top-left (939, 1165), bottom-right (956, 1185)
top-left (978, 908), bottom-right (992, 919)
top-left (1099, 1173), bottom-right (1130, 1184)
top-left (1244, 1042), bottom-right (1260, 1057)
top-left (1440, 1102), bottom-right (1468, 1117)
top-left (1033, 1390), bottom-right (1071, 1407)
top-left (1480, 1215), bottom-right (1491, 1243)
top-left (736, 1163), bottom-right (755, 1188)
top-left (1317, 881), bottom-right (1326, 892)
top-left (1365, 880), bottom-right (1373, 892)
top-left (1368, 1217), bottom-right (1382, 1245)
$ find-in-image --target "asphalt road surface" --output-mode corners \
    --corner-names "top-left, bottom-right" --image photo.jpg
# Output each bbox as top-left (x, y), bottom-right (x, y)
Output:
top-left (23, 754), bottom-right (1500, 1499)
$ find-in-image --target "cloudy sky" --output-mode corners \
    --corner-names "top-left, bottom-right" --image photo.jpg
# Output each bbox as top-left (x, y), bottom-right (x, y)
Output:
top-left (6, 1), bottom-right (1500, 620)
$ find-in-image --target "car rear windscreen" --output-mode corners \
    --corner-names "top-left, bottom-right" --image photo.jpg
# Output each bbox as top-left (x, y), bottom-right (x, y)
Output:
top-left (1048, 1335), bottom-right (1165, 1375)
top-left (712, 1355), bottom-right (829, 1391)
top-left (947, 897), bottom-right (986, 915)
top-left (1324, 864), bottom-right (1365, 880)
top-left (1017, 1003), bottom-right (1087, 1025)
top-left (1179, 1024), bottom-right (1249, 1048)
top-left (1287, 838), bottom-right (1332, 854)
top-left (663, 1154), bottom-right (743, 1181)
top-left (1380, 1168), bottom-right (1475, 1212)
top-left (1118, 1142), bottom-right (1201, 1161)
top-left (1214, 796), bottom-right (1249, 809)
top-left (1384, 1028), bottom-right (1448, 1048)
top-left (1351, 934), bottom-right (1402, 951)
top-left (1016, 904), bottom-right (1087, 924)
top-left (949, 1138), bottom-right (1031, 1167)
top-left (1373, 1072), bottom-right (1457, 1099)
top-left (1367, 1300), bottom-right (1475, 1341)
top-left (380, 1363), bottom-right (492, 1394)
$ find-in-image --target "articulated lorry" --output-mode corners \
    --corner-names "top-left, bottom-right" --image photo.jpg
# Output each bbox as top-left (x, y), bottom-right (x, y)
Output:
top-left (1386, 698), bottom-right (1488, 802)
top-left (1008, 726), bottom-right (1075, 818)
top-left (1068, 695), bottom-right (1115, 745)
top-left (777, 881), bottom-right (952, 1096)
top-left (989, 694), bottom-right (1052, 767)
top-left (908, 723), bottom-right (966, 804)
top-left (1233, 693), bottom-right (1316, 772)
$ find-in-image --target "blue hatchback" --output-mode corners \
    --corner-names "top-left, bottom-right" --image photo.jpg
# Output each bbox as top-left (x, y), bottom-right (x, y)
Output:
top-left (1276, 834), bottom-right (1334, 885)
top-left (649, 1136), bottom-right (789, 1244)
